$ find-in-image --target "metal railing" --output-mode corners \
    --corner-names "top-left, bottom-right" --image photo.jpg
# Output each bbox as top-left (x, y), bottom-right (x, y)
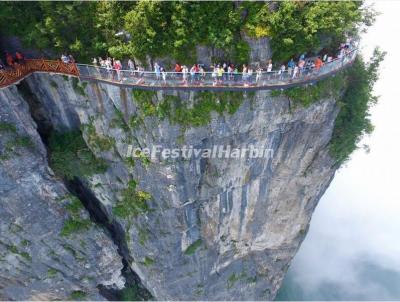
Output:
top-left (0, 48), bottom-right (357, 90)
top-left (77, 48), bottom-right (357, 90)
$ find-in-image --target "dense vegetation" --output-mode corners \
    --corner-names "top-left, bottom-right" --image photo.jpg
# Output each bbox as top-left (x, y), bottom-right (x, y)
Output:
top-left (48, 130), bottom-right (108, 179)
top-left (329, 49), bottom-right (385, 165)
top-left (0, 1), bottom-right (372, 64)
top-left (273, 49), bottom-right (385, 165)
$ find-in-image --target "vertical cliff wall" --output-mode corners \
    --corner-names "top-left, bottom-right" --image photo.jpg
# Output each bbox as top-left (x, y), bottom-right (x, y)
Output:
top-left (0, 85), bottom-right (125, 300)
top-left (0, 71), bottom-right (340, 300)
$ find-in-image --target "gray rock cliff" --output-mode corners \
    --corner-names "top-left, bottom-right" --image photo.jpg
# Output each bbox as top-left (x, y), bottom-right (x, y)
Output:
top-left (0, 71), bottom-right (340, 300)
top-left (0, 85), bottom-right (125, 300)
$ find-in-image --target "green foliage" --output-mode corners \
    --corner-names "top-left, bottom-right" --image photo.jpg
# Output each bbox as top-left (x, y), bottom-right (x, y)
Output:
top-left (123, 1), bottom-right (248, 64)
top-left (260, 1), bottom-right (365, 62)
top-left (2, 1), bottom-right (370, 65)
top-left (82, 118), bottom-right (115, 152)
top-left (0, 122), bottom-right (17, 133)
top-left (47, 268), bottom-right (59, 278)
top-left (132, 90), bottom-right (247, 128)
top-left (0, 2), bottom-right (135, 61)
top-left (69, 290), bottom-right (87, 301)
top-left (61, 218), bottom-right (91, 237)
top-left (110, 108), bottom-right (130, 132)
top-left (141, 256), bottom-right (155, 266)
top-left (329, 49), bottom-right (385, 165)
top-left (138, 227), bottom-right (148, 246)
top-left (72, 78), bottom-right (87, 96)
top-left (7, 244), bottom-right (31, 261)
top-left (184, 239), bottom-right (202, 255)
top-left (112, 180), bottom-right (152, 219)
top-left (120, 285), bottom-right (140, 301)
top-left (272, 72), bottom-right (347, 107)
top-left (60, 195), bottom-right (92, 237)
top-left (48, 130), bottom-right (108, 179)
top-left (227, 271), bottom-right (247, 289)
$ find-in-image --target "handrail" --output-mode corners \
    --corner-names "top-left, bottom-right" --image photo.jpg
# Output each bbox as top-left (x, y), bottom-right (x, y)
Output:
top-left (0, 59), bottom-right (80, 89)
top-left (77, 48), bottom-right (357, 90)
top-left (0, 48), bottom-right (357, 91)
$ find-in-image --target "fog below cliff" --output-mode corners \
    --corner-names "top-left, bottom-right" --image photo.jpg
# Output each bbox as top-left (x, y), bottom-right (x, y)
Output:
top-left (276, 1), bottom-right (400, 300)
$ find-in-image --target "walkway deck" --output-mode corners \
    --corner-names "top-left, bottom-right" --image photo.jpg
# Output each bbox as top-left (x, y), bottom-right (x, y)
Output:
top-left (0, 49), bottom-right (357, 91)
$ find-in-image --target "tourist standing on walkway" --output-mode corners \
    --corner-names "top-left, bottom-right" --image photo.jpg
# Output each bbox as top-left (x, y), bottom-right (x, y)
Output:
top-left (128, 59), bottom-right (135, 75)
top-left (292, 65), bottom-right (299, 79)
top-left (242, 64), bottom-right (248, 84)
top-left (190, 65), bottom-right (196, 82)
top-left (161, 67), bottom-right (167, 83)
top-left (314, 56), bottom-right (323, 72)
top-left (182, 65), bottom-right (188, 84)
top-left (256, 66), bottom-right (262, 83)
top-left (154, 63), bottom-right (161, 80)
top-left (287, 58), bottom-right (295, 76)
top-left (218, 65), bottom-right (224, 83)
top-left (279, 64), bottom-right (286, 80)
top-left (113, 59), bottom-right (122, 81)
top-left (15, 52), bottom-right (25, 64)
top-left (266, 59), bottom-right (273, 79)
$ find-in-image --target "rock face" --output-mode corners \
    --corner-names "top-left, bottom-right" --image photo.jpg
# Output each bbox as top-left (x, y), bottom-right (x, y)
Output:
top-left (0, 71), bottom-right (340, 300)
top-left (0, 85), bottom-right (125, 300)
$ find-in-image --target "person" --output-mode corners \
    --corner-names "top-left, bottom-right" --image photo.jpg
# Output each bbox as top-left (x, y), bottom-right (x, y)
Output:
top-left (154, 63), bottom-right (161, 80)
top-left (106, 58), bottom-right (113, 79)
top-left (298, 58), bottom-right (305, 75)
top-left (217, 65), bottom-right (224, 83)
top-left (199, 65), bottom-right (205, 81)
top-left (227, 64), bottom-right (233, 81)
top-left (113, 59), bottom-right (122, 81)
top-left (15, 51), bottom-right (25, 64)
top-left (322, 54), bottom-right (327, 62)
top-left (314, 56), bottom-right (323, 72)
top-left (61, 54), bottom-right (69, 63)
top-left (92, 57), bottom-right (98, 66)
top-left (278, 64), bottom-right (286, 80)
top-left (174, 63), bottom-right (182, 79)
top-left (6, 52), bottom-right (14, 67)
top-left (267, 60), bottom-right (273, 73)
top-left (222, 62), bottom-right (228, 80)
top-left (242, 64), bottom-right (248, 83)
top-left (211, 65), bottom-right (217, 85)
top-left (161, 67), bottom-right (167, 84)
top-left (182, 65), bottom-right (188, 84)
top-left (256, 66), bottom-right (262, 83)
top-left (68, 55), bottom-right (75, 63)
top-left (190, 64), bottom-right (196, 82)
top-left (247, 67), bottom-right (253, 83)
top-left (287, 58), bottom-right (295, 76)
top-left (292, 65), bottom-right (299, 79)
top-left (128, 59), bottom-right (135, 75)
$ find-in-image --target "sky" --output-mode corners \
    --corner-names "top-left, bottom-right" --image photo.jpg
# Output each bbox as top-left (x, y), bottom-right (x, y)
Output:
top-left (276, 1), bottom-right (400, 300)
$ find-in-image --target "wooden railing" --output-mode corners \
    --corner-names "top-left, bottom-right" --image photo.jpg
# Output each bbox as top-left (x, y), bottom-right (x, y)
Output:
top-left (0, 59), bottom-right (80, 89)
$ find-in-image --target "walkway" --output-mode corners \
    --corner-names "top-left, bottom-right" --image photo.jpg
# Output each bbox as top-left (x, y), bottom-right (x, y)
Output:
top-left (0, 49), bottom-right (357, 91)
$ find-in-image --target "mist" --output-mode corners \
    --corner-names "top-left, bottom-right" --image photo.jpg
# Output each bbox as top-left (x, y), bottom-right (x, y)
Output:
top-left (276, 1), bottom-right (400, 300)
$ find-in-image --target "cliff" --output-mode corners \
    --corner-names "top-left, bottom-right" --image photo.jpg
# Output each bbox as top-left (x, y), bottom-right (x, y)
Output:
top-left (0, 71), bottom-right (340, 300)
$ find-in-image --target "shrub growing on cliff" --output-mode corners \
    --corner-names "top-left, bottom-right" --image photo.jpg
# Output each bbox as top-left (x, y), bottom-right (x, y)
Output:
top-left (49, 130), bottom-right (108, 179)
top-left (112, 180), bottom-right (152, 218)
top-left (329, 49), bottom-right (385, 165)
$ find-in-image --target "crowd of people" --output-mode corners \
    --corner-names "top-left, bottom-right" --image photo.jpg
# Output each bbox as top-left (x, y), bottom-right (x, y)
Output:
top-left (0, 51), bottom-right (26, 70)
top-left (89, 38), bottom-right (355, 85)
top-left (2, 38), bottom-right (355, 87)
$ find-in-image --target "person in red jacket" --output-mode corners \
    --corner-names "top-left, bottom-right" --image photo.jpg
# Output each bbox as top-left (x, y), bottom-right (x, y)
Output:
top-left (315, 57), bottom-right (323, 71)
top-left (6, 52), bottom-right (14, 67)
top-left (15, 51), bottom-right (25, 64)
